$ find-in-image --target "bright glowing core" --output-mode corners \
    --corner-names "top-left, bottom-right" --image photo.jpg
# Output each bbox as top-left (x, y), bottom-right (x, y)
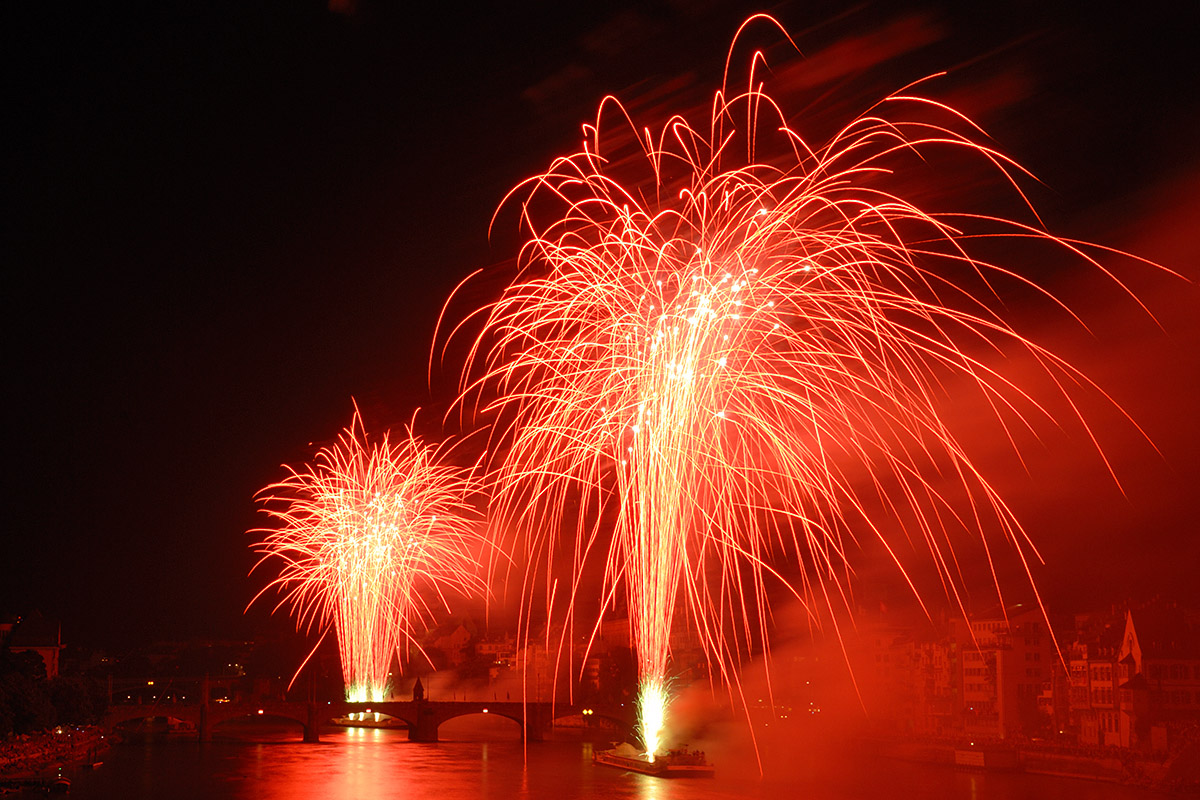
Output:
top-left (638, 679), bottom-right (668, 762)
top-left (346, 682), bottom-right (387, 704)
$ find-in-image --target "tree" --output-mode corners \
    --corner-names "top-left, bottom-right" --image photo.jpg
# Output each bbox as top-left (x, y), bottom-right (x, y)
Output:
top-left (0, 648), bottom-right (107, 734)
top-left (50, 676), bottom-right (105, 725)
top-left (0, 671), bottom-right (55, 736)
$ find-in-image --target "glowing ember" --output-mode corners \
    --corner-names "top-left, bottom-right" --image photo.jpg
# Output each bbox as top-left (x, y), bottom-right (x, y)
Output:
top-left (456, 17), bottom-right (1160, 757)
top-left (250, 407), bottom-right (488, 701)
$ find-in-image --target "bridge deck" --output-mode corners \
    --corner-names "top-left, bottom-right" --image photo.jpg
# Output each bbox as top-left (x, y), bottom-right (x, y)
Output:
top-left (104, 700), bottom-right (632, 743)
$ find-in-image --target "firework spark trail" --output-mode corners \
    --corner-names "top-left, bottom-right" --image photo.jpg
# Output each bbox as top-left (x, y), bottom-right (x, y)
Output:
top-left (453, 18), bottom-right (1161, 760)
top-left (250, 408), bottom-right (488, 702)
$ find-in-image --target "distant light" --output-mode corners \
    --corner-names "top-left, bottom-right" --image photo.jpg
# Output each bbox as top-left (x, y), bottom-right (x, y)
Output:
top-left (483, 708), bottom-right (489, 714)
top-left (147, 681), bottom-right (154, 686)
top-left (257, 709), bottom-right (264, 715)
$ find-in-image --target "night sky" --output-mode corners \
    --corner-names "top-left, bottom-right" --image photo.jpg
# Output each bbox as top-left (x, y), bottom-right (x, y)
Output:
top-left (7, 1), bottom-right (1198, 649)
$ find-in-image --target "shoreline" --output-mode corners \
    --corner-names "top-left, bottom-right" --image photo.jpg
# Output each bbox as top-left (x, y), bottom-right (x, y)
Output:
top-left (0, 726), bottom-right (110, 780)
top-left (868, 736), bottom-right (1196, 794)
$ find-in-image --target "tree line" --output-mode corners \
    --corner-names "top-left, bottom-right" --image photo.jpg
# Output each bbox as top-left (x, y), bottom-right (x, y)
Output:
top-left (0, 649), bottom-right (108, 737)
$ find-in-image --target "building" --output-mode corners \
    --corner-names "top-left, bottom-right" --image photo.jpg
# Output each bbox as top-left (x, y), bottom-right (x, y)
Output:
top-left (1116, 601), bottom-right (1200, 752)
top-left (1059, 608), bottom-right (1123, 745)
top-left (425, 620), bottom-right (476, 668)
top-left (912, 637), bottom-right (956, 736)
top-left (949, 604), bottom-right (1055, 740)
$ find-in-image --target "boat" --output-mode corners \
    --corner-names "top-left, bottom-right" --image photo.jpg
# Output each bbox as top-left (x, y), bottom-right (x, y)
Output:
top-left (166, 718), bottom-right (196, 736)
top-left (330, 713), bottom-right (406, 730)
top-left (593, 742), bottom-right (715, 778)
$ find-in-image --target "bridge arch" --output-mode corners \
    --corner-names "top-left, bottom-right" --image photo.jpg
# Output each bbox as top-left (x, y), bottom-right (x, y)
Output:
top-left (210, 710), bottom-right (310, 741)
top-left (108, 708), bottom-right (201, 735)
top-left (436, 709), bottom-right (525, 740)
top-left (550, 708), bottom-right (637, 743)
top-left (331, 702), bottom-right (417, 731)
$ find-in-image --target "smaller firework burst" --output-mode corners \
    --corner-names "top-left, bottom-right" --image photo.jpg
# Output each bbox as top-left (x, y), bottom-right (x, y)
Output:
top-left (250, 407), bottom-right (488, 702)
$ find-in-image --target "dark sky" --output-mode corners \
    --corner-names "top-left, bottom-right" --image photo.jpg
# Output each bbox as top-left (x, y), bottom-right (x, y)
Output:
top-left (6, 0), bottom-right (1198, 648)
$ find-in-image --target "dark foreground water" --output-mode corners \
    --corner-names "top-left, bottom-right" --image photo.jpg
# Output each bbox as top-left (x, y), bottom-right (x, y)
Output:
top-left (60, 721), bottom-right (1163, 800)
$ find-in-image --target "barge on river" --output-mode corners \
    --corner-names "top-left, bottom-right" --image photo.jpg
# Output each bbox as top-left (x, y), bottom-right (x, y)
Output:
top-left (593, 743), bottom-right (715, 778)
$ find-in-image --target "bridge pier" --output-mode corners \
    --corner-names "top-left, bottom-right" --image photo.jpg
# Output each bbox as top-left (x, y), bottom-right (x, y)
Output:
top-left (409, 702), bottom-right (439, 742)
top-left (522, 704), bottom-right (546, 742)
top-left (199, 675), bottom-right (211, 743)
top-left (304, 703), bottom-right (321, 743)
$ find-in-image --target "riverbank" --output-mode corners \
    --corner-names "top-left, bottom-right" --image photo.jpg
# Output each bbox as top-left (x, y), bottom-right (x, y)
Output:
top-left (871, 736), bottom-right (1197, 794)
top-left (0, 726), bottom-right (109, 778)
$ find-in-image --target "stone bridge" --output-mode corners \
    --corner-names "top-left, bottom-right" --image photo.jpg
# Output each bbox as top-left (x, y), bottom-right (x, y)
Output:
top-left (104, 699), bottom-right (634, 744)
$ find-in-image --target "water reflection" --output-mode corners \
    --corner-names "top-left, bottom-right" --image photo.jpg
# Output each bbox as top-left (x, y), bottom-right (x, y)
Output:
top-left (64, 721), bottom-right (1161, 800)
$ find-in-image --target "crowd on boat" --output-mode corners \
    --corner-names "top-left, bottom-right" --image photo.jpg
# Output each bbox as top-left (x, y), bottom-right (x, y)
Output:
top-left (663, 746), bottom-right (708, 765)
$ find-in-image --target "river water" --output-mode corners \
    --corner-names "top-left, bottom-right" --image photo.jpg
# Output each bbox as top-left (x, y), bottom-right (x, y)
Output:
top-left (60, 721), bottom-right (1162, 799)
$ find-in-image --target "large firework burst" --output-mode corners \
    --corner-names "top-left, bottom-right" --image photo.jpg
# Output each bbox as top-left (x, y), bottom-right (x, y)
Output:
top-left (454, 17), bottom-right (1155, 758)
top-left (250, 408), bottom-right (488, 702)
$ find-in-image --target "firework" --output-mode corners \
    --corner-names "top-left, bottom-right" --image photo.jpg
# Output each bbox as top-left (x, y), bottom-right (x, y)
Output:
top-left (455, 18), bottom-right (1154, 758)
top-left (250, 408), bottom-right (488, 702)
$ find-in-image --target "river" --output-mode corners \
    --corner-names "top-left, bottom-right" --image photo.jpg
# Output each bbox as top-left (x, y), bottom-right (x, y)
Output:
top-left (59, 720), bottom-right (1164, 799)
